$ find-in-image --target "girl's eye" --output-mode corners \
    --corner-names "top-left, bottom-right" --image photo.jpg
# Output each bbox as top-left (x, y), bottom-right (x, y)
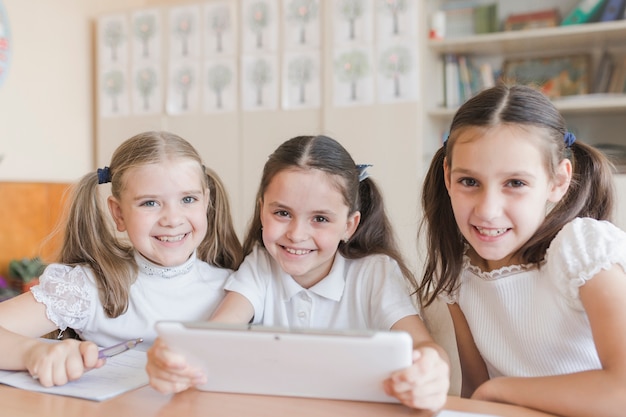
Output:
top-left (508, 179), bottom-right (526, 188)
top-left (275, 210), bottom-right (290, 218)
top-left (182, 196), bottom-right (197, 204)
top-left (459, 178), bottom-right (478, 187)
top-left (313, 216), bottom-right (328, 223)
top-left (142, 200), bottom-right (158, 207)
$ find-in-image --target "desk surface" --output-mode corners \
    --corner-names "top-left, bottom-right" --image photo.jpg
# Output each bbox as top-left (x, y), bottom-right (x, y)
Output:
top-left (1, 385), bottom-right (556, 417)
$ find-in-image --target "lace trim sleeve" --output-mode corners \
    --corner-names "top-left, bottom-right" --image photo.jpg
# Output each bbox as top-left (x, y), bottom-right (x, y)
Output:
top-left (439, 291), bottom-right (458, 304)
top-left (30, 264), bottom-right (95, 331)
top-left (547, 218), bottom-right (626, 309)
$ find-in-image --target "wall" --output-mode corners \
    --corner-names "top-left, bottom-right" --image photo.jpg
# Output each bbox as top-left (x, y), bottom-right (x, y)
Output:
top-left (0, 0), bottom-right (161, 274)
top-left (0, 0), bottom-right (424, 280)
top-left (95, 0), bottom-right (423, 270)
top-left (1, 1), bottom-right (88, 181)
top-left (0, 0), bottom-right (164, 183)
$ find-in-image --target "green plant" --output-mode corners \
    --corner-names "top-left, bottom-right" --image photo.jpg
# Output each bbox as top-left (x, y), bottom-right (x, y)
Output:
top-left (8, 257), bottom-right (46, 283)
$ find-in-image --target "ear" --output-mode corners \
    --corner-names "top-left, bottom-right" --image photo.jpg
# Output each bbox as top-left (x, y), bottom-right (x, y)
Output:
top-left (344, 211), bottom-right (361, 241)
top-left (548, 158), bottom-right (572, 203)
top-left (107, 196), bottom-right (127, 232)
top-left (443, 156), bottom-right (452, 192)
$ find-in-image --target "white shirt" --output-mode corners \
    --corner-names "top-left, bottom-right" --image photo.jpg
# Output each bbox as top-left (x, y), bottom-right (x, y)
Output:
top-left (445, 217), bottom-right (626, 378)
top-left (224, 245), bottom-right (419, 330)
top-left (31, 252), bottom-right (230, 346)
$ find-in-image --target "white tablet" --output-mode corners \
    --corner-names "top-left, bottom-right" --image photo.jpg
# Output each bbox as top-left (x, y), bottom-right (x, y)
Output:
top-left (155, 321), bottom-right (413, 403)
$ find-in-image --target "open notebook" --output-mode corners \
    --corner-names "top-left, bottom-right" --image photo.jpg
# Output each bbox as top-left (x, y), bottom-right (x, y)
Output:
top-left (156, 321), bottom-right (413, 403)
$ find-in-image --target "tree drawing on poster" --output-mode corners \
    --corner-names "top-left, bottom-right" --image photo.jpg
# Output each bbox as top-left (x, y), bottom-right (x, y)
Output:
top-left (134, 13), bottom-right (157, 59)
top-left (102, 70), bottom-right (125, 113)
top-left (207, 5), bottom-right (230, 54)
top-left (379, 45), bottom-right (411, 98)
top-left (335, 49), bottom-right (369, 102)
top-left (103, 20), bottom-right (125, 62)
top-left (379, 0), bottom-right (407, 36)
top-left (338, 0), bottom-right (366, 41)
top-left (288, 56), bottom-right (314, 104)
top-left (248, 2), bottom-right (270, 49)
top-left (135, 67), bottom-right (157, 110)
top-left (174, 66), bottom-right (194, 111)
top-left (174, 13), bottom-right (194, 57)
top-left (287, 0), bottom-right (318, 45)
top-left (249, 58), bottom-right (272, 106)
top-left (207, 64), bottom-right (232, 109)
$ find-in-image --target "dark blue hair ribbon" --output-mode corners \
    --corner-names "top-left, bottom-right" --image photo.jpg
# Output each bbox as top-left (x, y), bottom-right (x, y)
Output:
top-left (356, 164), bottom-right (372, 182)
top-left (564, 132), bottom-right (576, 148)
top-left (97, 166), bottom-right (111, 184)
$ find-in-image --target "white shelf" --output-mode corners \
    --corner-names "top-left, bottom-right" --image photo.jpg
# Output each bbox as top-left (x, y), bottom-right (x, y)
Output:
top-left (418, 2), bottom-right (626, 175)
top-left (427, 20), bottom-right (626, 55)
top-left (428, 94), bottom-right (626, 118)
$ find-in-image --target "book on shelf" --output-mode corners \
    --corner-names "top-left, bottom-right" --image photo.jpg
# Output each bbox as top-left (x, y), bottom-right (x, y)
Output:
top-left (443, 54), bottom-right (496, 108)
top-left (473, 3), bottom-right (498, 34)
top-left (480, 63), bottom-right (496, 89)
top-left (504, 8), bottom-right (561, 31)
top-left (502, 54), bottom-right (591, 99)
top-left (561, 0), bottom-right (606, 25)
top-left (438, 1), bottom-right (499, 38)
top-left (444, 54), bottom-right (461, 108)
top-left (608, 55), bottom-right (626, 93)
top-left (441, 6), bottom-right (475, 38)
top-left (458, 56), bottom-right (473, 101)
top-left (598, 0), bottom-right (626, 21)
top-left (593, 51), bottom-right (615, 93)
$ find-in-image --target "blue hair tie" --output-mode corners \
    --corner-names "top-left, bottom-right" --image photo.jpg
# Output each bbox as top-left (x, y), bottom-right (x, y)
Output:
top-left (356, 164), bottom-right (372, 182)
top-left (564, 132), bottom-right (576, 148)
top-left (97, 166), bottom-right (111, 184)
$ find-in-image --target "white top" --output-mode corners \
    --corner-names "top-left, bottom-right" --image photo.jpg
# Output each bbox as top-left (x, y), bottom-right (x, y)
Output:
top-left (224, 245), bottom-right (419, 330)
top-left (31, 252), bottom-right (230, 347)
top-left (444, 217), bottom-right (626, 378)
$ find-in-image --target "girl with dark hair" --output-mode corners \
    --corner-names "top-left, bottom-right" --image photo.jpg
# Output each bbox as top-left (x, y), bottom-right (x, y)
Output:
top-left (148, 135), bottom-right (450, 412)
top-left (419, 84), bottom-right (626, 416)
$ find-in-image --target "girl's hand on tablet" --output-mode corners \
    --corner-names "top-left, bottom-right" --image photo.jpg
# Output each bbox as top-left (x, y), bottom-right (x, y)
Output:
top-left (146, 337), bottom-right (206, 394)
top-left (383, 346), bottom-right (449, 411)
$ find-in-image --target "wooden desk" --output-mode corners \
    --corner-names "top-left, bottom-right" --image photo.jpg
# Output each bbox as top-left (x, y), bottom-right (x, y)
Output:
top-left (2, 384), bottom-right (555, 417)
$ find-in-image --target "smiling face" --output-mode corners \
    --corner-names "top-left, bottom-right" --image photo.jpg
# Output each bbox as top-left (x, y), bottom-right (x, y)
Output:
top-left (107, 158), bottom-right (209, 267)
top-left (444, 124), bottom-right (570, 271)
top-left (260, 168), bottom-right (360, 288)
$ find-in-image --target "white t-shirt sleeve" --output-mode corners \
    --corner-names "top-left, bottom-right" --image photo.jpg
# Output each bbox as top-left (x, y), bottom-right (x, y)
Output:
top-left (547, 217), bottom-right (626, 310)
top-left (224, 245), bottom-right (272, 321)
top-left (30, 264), bottom-right (97, 331)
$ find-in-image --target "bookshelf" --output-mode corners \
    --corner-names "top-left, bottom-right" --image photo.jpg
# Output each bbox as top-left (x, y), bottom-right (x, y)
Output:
top-left (426, 19), bottom-right (626, 55)
top-left (419, 1), bottom-right (626, 168)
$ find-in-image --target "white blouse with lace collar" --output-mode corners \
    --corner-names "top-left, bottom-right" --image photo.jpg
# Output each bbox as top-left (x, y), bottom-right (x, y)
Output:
top-left (441, 217), bottom-right (626, 379)
top-left (134, 250), bottom-right (195, 278)
top-left (31, 253), bottom-right (231, 346)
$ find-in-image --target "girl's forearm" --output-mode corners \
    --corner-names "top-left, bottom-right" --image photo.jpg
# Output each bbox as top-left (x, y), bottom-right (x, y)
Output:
top-left (0, 327), bottom-right (41, 370)
top-left (209, 291), bottom-right (255, 323)
top-left (474, 371), bottom-right (626, 417)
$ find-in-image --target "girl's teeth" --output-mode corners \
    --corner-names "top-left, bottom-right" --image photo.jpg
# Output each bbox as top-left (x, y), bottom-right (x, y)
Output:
top-left (158, 234), bottom-right (185, 242)
top-left (476, 227), bottom-right (507, 237)
top-left (285, 248), bottom-right (311, 255)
